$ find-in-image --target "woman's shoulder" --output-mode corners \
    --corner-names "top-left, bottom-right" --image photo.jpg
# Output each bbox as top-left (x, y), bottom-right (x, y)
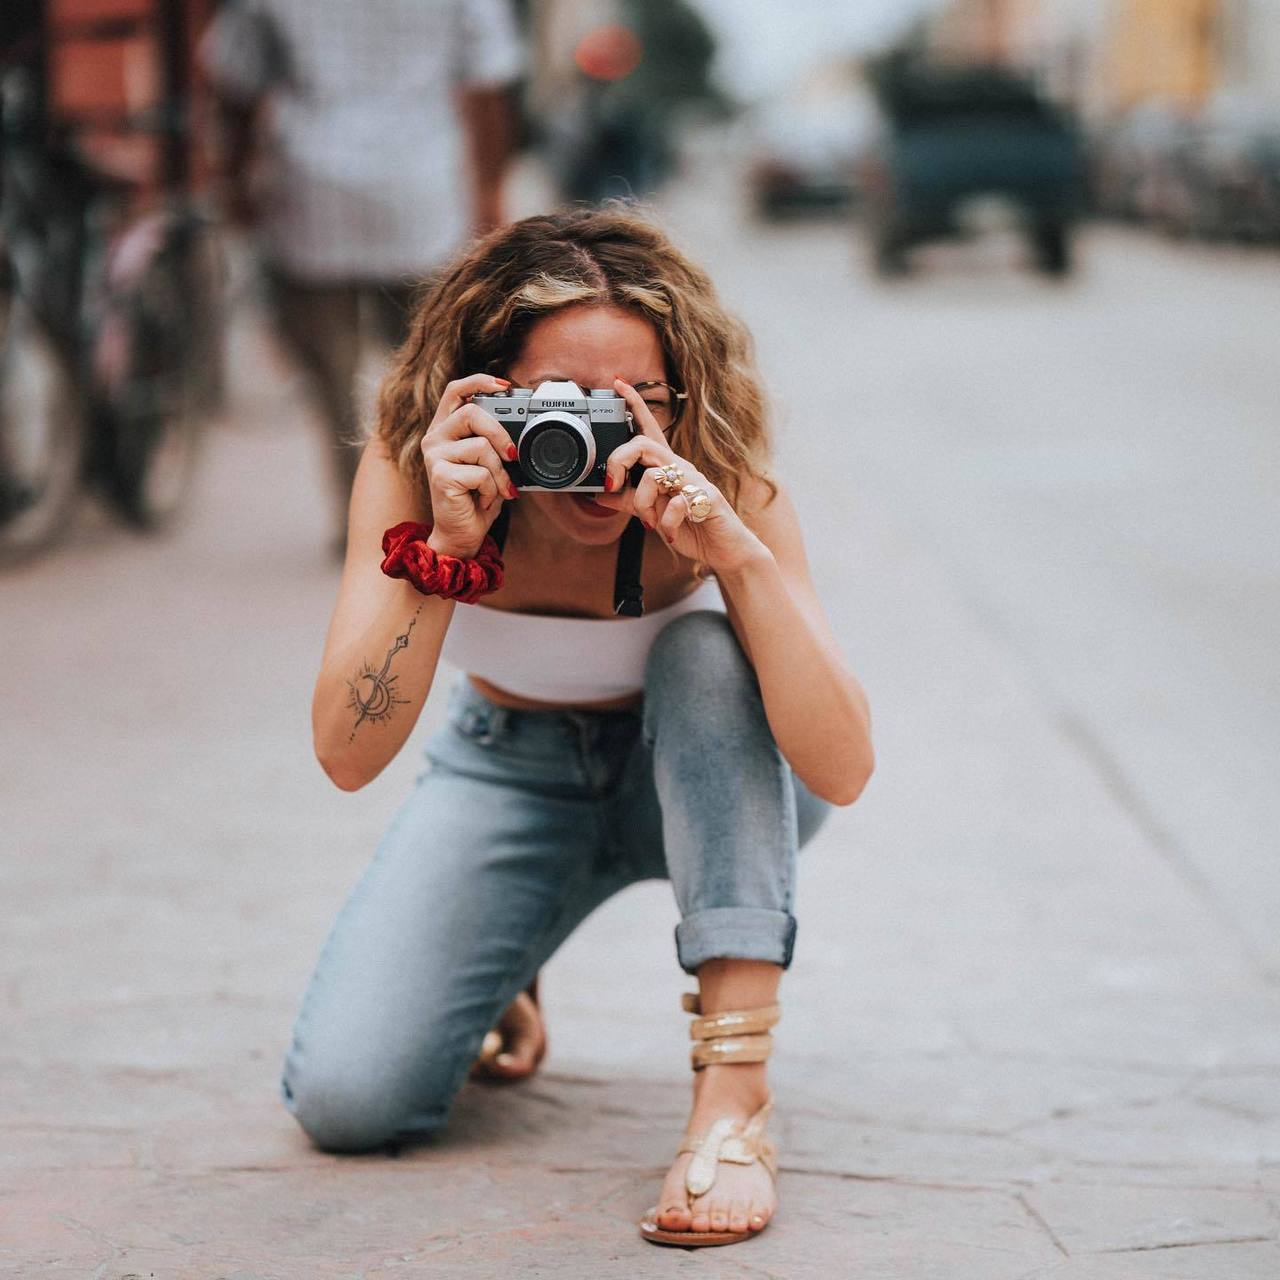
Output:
top-left (735, 471), bottom-right (813, 564)
top-left (350, 434), bottom-right (429, 528)
top-left (358, 431), bottom-right (402, 481)
top-left (735, 470), bottom-right (789, 526)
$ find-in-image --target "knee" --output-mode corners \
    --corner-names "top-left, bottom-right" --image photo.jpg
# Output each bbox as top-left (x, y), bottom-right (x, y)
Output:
top-left (283, 1066), bottom-right (429, 1155)
top-left (644, 609), bottom-right (754, 709)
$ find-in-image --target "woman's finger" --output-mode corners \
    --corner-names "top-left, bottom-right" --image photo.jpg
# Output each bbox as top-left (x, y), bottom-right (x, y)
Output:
top-left (657, 490), bottom-right (690, 545)
top-left (477, 487), bottom-right (506, 522)
top-left (630, 465), bottom-right (668, 528)
top-left (431, 373), bottom-right (512, 427)
top-left (431, 435), bottom-right (518, 500)
top-left (601, 434), bottom-right (680, 495)
top-left (432, 402), bottom-right (520, 464)
top-left (614, 377), bottom-right (667, 442)
top-left (432, 460), bottom-right (499, 506)
top-left (635, 460), bottom-right (709, 529)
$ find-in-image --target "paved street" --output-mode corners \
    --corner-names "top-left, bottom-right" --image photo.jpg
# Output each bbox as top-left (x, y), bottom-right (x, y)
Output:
top-left (3, 148), bottom-right (1280, 1277)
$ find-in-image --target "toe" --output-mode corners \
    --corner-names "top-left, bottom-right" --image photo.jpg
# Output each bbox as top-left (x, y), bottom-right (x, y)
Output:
top-left (728, 1199), bottom-right (750, 1233)
top-left (709, 1203), bottom-right (729, 1233)
top-left (490, 1051), bottom-right (532, 1077)
top-left (655, 1157), bottom-right (693, 1231)
top-left (658, 1203), bottom-right (691, 1230)
top-left (748, 1201), bottom-right (768, 1230)
top-left (690, 1207), bottom-right (712, 1233)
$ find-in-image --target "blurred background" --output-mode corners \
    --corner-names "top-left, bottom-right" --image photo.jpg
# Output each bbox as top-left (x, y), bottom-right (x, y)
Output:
top-left (3, 0), bottom-right (1279, 558)
top-left (3, 2), bottom-right (1279, 1274)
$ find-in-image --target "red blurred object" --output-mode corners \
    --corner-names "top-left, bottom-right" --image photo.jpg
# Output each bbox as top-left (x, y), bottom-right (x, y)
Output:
top-left (573, 24), bottom-right (642, 83)
top-left (380, 521), bottom-right (505, 605)
top-left (44, 0), bottom-right (215, 197)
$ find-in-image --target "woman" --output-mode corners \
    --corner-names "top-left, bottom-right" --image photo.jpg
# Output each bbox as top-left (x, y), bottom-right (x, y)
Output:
top-left (284, 208), bottom-right (874, 1248)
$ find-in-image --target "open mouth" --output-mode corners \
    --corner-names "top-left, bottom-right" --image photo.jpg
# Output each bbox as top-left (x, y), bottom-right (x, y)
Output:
top-left (570, 494), bottom-right (619, 519)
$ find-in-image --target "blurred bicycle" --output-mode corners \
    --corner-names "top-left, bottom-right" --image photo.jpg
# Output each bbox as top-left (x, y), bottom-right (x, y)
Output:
top-left (0, 0), bottom-right (222, 567)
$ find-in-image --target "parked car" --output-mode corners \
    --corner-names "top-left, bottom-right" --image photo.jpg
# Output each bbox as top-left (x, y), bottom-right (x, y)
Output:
top-left (1091, 93), bottom-right (1280, 244)
top-left (862, 65), bottom-right (1084, 277)
top-left (1090, 101), bottom-right (1193, 224)
top-left (1181, 93), bottom-right (1280, 243)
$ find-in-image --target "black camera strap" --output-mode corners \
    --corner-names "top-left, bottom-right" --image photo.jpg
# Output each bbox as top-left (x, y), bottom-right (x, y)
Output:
top-left (489, 501), bottom-right (512, 552)
top-left (486, 504), bottom-right (647, 617)
top-left (612, 516), bottom-right (646, 616)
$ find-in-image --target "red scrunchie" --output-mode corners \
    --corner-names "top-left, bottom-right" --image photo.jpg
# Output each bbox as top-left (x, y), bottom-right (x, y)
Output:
top-left (379, 520), bottom-right (504, 604)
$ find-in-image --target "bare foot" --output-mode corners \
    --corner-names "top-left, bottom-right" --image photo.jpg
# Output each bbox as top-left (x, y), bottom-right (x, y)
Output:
top-left (650, 1063), bottom-right (777, 1236)
top-left (469, 975), bottom-right (547, 1083)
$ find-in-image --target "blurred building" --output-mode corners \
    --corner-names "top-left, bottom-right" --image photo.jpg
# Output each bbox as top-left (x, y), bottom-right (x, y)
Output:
top-left (910, 0), bottom-right (1280, 117)
top-left (1103, 0), bottom-right (1222, 111)
top-left (1099, 0), bottom-right (1280, 112)
top-left (1217, 0), bottom-right (1280, 105)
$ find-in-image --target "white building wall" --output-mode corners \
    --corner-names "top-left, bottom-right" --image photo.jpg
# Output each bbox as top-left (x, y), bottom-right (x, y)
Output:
top-left (1220, 0), bottom-right (1280, 104)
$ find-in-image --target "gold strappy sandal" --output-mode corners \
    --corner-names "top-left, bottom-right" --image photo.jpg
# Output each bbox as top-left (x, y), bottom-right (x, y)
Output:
top-left (638, 990), bottom-right (780, 1247)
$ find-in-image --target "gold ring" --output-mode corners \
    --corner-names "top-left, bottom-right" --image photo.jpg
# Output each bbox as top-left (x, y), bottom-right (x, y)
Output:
top-left (680, 484), bottom-right (713, 523)
top-left (653, 464), bottom-right (685, 495)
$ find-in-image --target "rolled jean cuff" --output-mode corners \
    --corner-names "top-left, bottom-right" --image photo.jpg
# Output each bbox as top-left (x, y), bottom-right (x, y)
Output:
top-left (674, 907), bottom-right (798, 975)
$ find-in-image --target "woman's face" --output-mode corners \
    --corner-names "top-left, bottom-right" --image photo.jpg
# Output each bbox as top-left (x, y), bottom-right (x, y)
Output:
top-left (506, 303), bottom-right (666, 546)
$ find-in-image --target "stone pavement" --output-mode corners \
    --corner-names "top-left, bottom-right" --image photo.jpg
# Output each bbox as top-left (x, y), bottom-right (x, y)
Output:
top-left (3, 153), bottom-right (1279, 1277)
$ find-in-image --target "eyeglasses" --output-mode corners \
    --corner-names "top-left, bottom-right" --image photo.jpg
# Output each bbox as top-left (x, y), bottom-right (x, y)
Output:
top-left (632, 380), bottom-right (688, 431)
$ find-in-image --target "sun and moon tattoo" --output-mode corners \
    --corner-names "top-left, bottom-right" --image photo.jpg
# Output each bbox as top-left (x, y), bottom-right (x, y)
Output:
top-left (345, 604), bottom-right (422, 743)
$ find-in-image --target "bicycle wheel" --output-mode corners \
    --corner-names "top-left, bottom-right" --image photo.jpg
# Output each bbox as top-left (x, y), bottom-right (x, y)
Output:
top-left (104, 212), bottom-right (223, 530)
top-left (0, 286), bottom-right (84, 566)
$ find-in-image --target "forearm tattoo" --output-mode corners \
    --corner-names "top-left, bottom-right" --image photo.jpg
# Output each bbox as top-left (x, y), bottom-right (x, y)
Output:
top-left (346, 604), bottom-right (422, 742)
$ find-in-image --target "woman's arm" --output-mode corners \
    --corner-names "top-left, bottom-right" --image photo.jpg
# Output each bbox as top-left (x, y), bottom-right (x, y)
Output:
top-left (720, 480), bottom-right (874, 807)
top-left (311, 438), bottom-right (455, 791)
top-left (597, 382), bottom-right (873, 806)
top-left (312, 374), bottom-right (517, 791)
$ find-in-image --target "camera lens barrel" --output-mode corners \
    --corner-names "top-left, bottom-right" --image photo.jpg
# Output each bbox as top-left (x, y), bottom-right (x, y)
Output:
top-left (518, 412), bottom-right (596, 489)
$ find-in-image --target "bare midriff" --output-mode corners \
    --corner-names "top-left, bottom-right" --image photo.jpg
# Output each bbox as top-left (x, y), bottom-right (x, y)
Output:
top-left (466, 673), bottom-right (643, 713)
top-left (455, 536), bottom-right (710, 714)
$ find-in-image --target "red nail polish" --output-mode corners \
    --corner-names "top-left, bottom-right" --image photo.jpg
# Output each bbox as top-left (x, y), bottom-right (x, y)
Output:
top-left (493, 376), bottom-right (511, 387)
top-left (665, 533), bottom-right (674, 544)
top-left (506, 444), bottom-right (517, 461)
top-left (642, 521), bottom-right (652, 530)
top-left (603, 474), bottom-right (614, 492)
top-left (508, 485), bottom-right (519, 499)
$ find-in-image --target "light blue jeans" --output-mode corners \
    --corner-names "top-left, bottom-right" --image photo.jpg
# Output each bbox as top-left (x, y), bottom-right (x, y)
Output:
top-left (281, 610), bottom-right (832, 1152)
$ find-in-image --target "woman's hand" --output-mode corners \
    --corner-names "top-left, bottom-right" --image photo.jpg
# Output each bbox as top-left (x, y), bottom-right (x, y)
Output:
top-left (594, 379), bottom-right (769, 576)
top-left (420, 374), bottom-right (520, 557)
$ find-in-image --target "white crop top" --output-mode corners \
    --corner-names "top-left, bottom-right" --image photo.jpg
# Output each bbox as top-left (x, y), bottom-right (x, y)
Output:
top-left (439, 577), bottom-right (727, 704)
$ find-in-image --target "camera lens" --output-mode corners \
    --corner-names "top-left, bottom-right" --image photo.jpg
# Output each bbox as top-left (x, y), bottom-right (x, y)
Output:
top-left (529, 426), bottom-right (580, 480)
top-left (520, 414), bottom-right (594, 488)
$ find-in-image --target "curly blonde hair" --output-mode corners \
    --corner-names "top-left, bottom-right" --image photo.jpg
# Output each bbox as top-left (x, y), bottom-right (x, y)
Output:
top-left (373, 206), bottom-right (777, 514)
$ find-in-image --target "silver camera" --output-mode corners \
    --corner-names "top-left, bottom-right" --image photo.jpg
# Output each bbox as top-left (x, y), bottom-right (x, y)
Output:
top-left (473, 380), bottom-right (634, 491)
